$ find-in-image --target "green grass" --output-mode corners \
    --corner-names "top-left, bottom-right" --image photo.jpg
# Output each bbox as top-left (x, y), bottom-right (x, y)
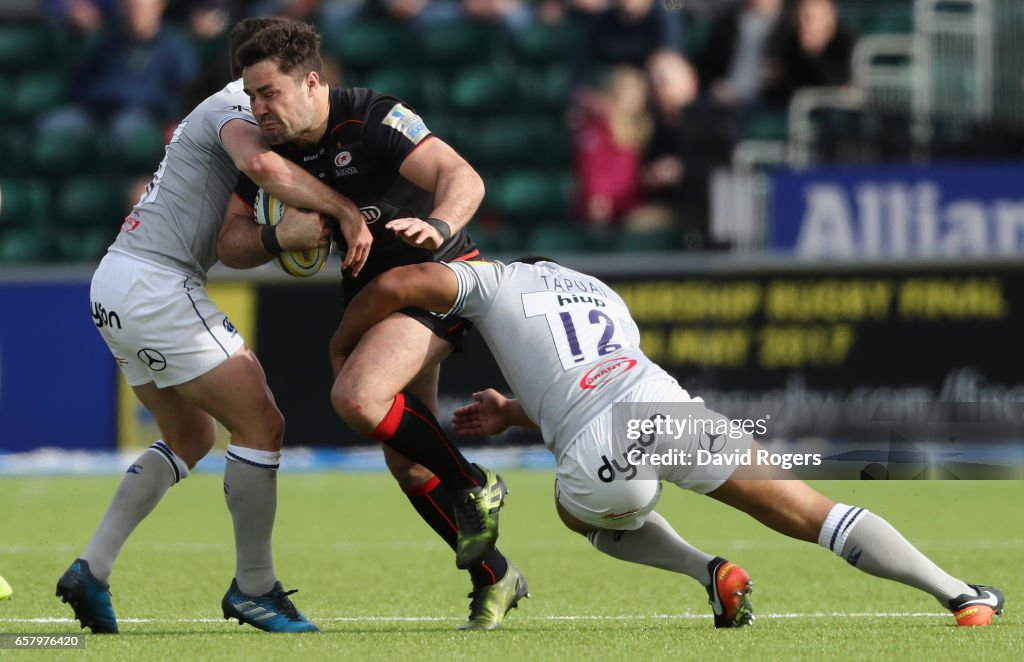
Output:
top-left (0, 472), bottom-right (1021, 660)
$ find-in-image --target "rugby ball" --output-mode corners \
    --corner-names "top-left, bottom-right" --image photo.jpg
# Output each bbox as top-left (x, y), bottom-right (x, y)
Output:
top-left (253, 188), bottom-right (330, 278)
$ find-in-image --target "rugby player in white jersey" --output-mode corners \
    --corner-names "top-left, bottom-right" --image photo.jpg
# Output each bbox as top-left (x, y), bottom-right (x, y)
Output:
top-left (331, 257), bottom-right (1006, 628)
top-left (56, 17), bottom-right (371, 634)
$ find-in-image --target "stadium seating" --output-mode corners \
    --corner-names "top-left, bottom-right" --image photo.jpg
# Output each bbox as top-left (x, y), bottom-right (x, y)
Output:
top-left (449, 66), bottom-right (520, 115)
top-left (418, 21), bottom-right (510, 67)
top-left (0, 124), bottom-right (28, 175)
top-left (0, 23), bottom-right (50, 72)
top-left (513, 22), bottom-right (585, 66)
top-left (490, 169), bottom-right (574, 224)
top-left (525, 224), bottom-right (592, 253)
top-left (11, 71), bottom-right (66, 121)
top-left (56, 176), bottom-right (128, 228)
top-left (613, 228), bottom-right (681, 252)
top-left (361, 67), bottom-right (439, 115)
top-left (31, 126), bottom-right (102, 175)
top-left (464, 115), bottom-right (569, 168)
top-left (470, 223), bottom-right (524, 254)
top-left (324, 21), bottom-right (420, 72)
top-left (55, 227), bottom-right (115, 263)
top-left (0, 226), bottom-right (55, 263)
top-left (517, 64), bottom-right (572, 112)
top-left (115, 120), bottom-right (166, 174)
top-left (0, 178), bottom-right (50, 227)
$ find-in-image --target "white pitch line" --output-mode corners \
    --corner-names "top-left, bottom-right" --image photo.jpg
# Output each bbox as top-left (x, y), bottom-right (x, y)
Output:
top-left (0, 612), bottom-right (950, 625)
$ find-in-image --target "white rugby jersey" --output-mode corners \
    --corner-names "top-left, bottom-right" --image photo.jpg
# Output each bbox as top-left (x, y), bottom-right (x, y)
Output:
top-left (110, 80), bottom-right (254, 280)
top-left (443, 260), bottom-right (672, 459)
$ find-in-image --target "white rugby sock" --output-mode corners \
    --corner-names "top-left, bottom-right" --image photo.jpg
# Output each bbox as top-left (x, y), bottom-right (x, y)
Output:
top-left (224, 444), bottom-right (280, 596)
top-left (819, 503), bottom-right (972, 606)
top-left (82, 441), bottom-right (188, 583)
top-left (587, 511), bottom-right (715, 585)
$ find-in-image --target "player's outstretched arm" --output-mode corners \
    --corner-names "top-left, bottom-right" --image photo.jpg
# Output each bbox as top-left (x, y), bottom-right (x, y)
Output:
top-left (452, 389), bottom-right (539, 436)
top-left (387, 138), bottom-right (485, 250)
top-left (220, 118), bottom-right (371, 276)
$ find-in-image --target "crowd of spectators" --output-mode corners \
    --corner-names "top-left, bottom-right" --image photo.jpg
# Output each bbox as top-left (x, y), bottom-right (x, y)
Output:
top-left (24, 0), bottom-right (860, 254)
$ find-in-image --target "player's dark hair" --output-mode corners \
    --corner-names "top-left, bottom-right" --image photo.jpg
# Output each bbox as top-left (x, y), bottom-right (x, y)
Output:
top-left (514, 256), bottom-right (559, 265)
top-left (229, 17), bottom-right (291, 79)
top-left (235, 21), bottom-right (325, 82)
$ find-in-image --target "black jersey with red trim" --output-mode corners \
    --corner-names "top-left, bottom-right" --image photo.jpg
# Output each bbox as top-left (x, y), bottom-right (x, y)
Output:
top-left (236, 86), bottom-right (477, 288)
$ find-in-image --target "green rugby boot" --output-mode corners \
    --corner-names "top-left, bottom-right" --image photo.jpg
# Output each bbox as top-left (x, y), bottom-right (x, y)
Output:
top-left (458, 562), bottom-right (529, 631)
top-left (453, 465), bottom-right (509, 569)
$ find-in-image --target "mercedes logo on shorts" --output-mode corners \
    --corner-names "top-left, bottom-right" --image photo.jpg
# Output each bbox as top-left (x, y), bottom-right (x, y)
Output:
top-left (699, 431), bottom-right (726, 453)
top-left (138, 348), bottom-right (167, 371)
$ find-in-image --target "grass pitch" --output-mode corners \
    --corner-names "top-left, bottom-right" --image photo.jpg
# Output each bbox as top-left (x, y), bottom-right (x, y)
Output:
top-left (0, 470), bottom-right (1020, 660)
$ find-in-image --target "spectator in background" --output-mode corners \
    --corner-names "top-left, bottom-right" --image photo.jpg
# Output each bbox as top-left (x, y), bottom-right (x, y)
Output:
top-left (358, 0), bottom-right (463, 30)
top-left (461, 0), bottom-right (533, 32)
top-left (570, 0), bottom-right (684, 93)
top-left (573, 66), bottom-right (652, 232)
top-left (43, 0), bottom-right (116, 33)
top-left (535, 0), bottom-right (610, 25)
top-left (763, 0), bottom-right (856, 107)
top-left (697, 0), bottom-right (783, 108)
top-left (38, 0), bottom-right (199, 143)
top-left (639, 49), bottom-right (731, 246)
top-left (244, 0), bottom-right (367, 27)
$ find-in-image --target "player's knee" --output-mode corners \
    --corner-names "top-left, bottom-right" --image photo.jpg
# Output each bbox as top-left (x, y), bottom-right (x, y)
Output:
top-left (330, 383), bottom-right (379, 433)
top-left (232, 402), bottom-right (285, 452)
top-left (263, 406), bottom-right (285, 451)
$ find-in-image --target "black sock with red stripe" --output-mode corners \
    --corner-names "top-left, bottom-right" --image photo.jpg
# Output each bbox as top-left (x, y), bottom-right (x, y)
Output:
top-left (371, 391), bottom-right (485, 490)
top-left (404, 476), bottom-right (509, 586)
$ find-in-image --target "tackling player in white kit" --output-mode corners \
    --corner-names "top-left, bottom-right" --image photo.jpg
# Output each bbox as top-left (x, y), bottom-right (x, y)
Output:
top-left (332, 257), bottom-right (1006, 628)
top-left (56, 18), bottom-right (371, 634)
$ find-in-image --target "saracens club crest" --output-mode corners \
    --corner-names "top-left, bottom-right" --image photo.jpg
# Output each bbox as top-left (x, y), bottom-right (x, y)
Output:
top-left (334, 151), bottom-right (352, 167)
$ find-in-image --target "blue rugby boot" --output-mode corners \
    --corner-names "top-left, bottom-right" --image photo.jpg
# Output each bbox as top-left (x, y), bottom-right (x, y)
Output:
top-left (56, 558), bottom-right (118, 634)
top-left (221, 579), bottom-right (319, 633)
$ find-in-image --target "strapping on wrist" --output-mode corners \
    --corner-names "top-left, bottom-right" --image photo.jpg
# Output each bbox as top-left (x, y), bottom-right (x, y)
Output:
top-left (261, 224), bottom-right (283, 256)
top-left (424, 217), bottom-right (452, 243)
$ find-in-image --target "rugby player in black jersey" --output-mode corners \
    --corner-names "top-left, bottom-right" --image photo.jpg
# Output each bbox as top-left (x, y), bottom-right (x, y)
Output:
top-left (218, 21), bottom-right (526, 630)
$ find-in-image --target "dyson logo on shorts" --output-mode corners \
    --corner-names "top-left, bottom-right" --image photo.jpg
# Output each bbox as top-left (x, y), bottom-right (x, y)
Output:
top-left (580, 357), bottom-right (637, 390)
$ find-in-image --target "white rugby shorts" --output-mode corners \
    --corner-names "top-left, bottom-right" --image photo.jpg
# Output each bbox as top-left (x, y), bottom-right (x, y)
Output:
top-left (90, 251), bottom-right (245, 388)
top-left (555, 378), bottom-right (754, 531)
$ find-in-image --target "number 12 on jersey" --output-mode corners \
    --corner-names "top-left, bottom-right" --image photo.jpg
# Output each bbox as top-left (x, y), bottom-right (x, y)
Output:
top-left (522, 291), bottom-right (630, 370)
